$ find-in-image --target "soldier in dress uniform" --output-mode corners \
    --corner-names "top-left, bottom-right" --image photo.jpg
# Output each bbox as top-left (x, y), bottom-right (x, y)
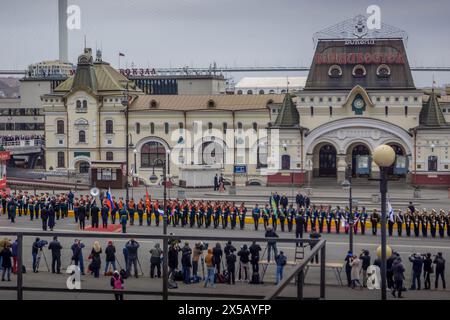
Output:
top-left (396, 209), bottom-right (404, 237)
top-left (446, 211), bottom-right (450, 238)
top-left (239, 203), bottom-right (246, 230)
top-left (412, 210), bottom-right (420, 237)
top-left (262, 204), bottom-right (270, 230)
top-left (370, 209), bottom-right (380, 235)
top-left (360, 207), bottom-right (368, 235)
top-left (404, 209), bottom-right (412, 237)
top-left (325, 207), bottom-right (333, 234)
top-left (287, 204), bottom-right (295, 232)
top-left (335, 207), bottom-right (342, 234)
top-left (205, 202), bottom-right (213, 228)
top-left (420, 209), bottom-right (428, 237)
top-left (438, 210), bottom-right (446, 238)
top-left (429, 209), bottom-right (437, 238)
top-left (230, 203), bottom-right (238, 230)
top-left (318, 205), bottom-right (326, 234)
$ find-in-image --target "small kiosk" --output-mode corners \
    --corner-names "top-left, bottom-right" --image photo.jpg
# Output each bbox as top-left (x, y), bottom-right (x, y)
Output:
top-left (90, 161), bottom-right (126, 189)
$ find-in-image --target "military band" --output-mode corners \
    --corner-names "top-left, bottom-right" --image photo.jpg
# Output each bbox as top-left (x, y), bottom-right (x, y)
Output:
top-left (1, 191), bottom-right (450, 239)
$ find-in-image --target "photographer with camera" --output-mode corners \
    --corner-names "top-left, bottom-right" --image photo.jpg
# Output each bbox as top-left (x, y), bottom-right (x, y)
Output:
top-left (125, 239), bottom-right (140, 278)
top-left (192, 242), bottom-right (206, 281)
top-left (409, 252), bottom-right (424, 290)
top-left (423, 253), bottom-right (433, 290)
top-left (32, 237), bottom-right (47, 273)
top-left (433, 252), bottom-right (446, 289)
top-left (181, 242), bottom-right (192, 284)
top-left (71, 239), bottom-right (85, 275)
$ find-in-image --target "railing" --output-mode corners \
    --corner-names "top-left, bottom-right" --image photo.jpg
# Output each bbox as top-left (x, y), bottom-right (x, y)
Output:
top-left (0, 230), bottom-right (324, 300)
top-left (264, 239), bottom-right (326, 300)
top-left (0, 139), bottom-right (44, 148)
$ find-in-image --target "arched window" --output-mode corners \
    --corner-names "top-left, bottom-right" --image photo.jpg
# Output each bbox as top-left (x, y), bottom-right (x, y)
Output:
top-left (257, 142), bottom-right (267, 169)
top-left (57, 120), bottom-right (64, 134)
top-left (106, 151), bottom-right (114, 161)
top-left (136, 122), bottom-right (141, 134)
top-left (105, 120), bottom-right (113, 134)
top-left (223, 122), bottom-right (227, 134)
top-left (141, 141), bottom-right (166, 167)
top-left (208, 122), bottom-right (213, 131)
top-left (79, 130), bottom-right (86, 143)
top-left (385, 106), bottom-right (389, 116)
top-left (237, 90), bottom-right (243, 95)
top-left (237, 122), bottom-right (243, 130)
top-left (252, 122), bottom-right (258, 132)
top-left (269, 90), bottom-right (275, 94)
top-left (164, 122), bottom-right (169, 134)
top-left (82, 100), bottom-right (87, 109)
top-left (428, 156), bottom-right (438, 171)
top-left (57, 152), bottom-right (65, 168)
top-left (150, 122), bottom-right (155, 134)
top-left (76, 100), bottom-right (81, 109)
top-left (259, 90), bottom-right (265, 95)
top-left (281, 155), bottom-right (290, 170)
top-left (247, 90), bottom-right (253, 95)
top-left (352, 65), bottom-right (367, 78)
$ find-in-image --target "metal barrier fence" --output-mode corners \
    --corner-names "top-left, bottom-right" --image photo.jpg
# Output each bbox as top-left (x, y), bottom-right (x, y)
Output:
top-left (0, 230), bottom-right (324, 300)
top-left (264, 239), bottom-right (326, 300)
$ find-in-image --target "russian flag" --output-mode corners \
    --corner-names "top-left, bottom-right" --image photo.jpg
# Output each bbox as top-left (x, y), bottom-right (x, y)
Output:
top-left (106, 187), bottom-right (115, 211)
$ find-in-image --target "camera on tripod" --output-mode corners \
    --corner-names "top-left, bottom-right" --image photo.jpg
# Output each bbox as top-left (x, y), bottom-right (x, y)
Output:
top-left (36, 240), bottom-right (48, 249)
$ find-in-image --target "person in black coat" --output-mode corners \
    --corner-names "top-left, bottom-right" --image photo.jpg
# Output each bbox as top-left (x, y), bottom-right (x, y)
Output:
top-left (296, 192), bottom-right (304, 208)
top-left (168, 244), bottom-right (180, 280)
top-left (40, 207), bottom-right (48, 231)
top-left (91, 204), bottom-right (100, 228)
top-left (265, 227), bottom-right (279, 263)
top-left (48, 205), bottom-right (56, 231)
top-left (48, 236), bottom-right (62, 274)
top-left (212, 243), bottom-right (223, 274)
top-left (78, 204), bottom-right (86, 230)
top-left (408, 253), bottom-right (423, 290)
top-left (359, 250), bottom-right (371, 287)
top-left (226, 251), bottom-right (236, 284)
top-left (423, 253), bottom-right (433, 290)
top-left (249, 241), bottom-right (261, 274)
top-left (1, 246), bottom-right (13, 281)
top-left (101, 205), bottom-right (109, 229)
top-left (104, 241), bottom-right (117, 275)
top-left (181, 242), bottom-right (192, 284)
top-left (280, 195), bottom-right (288, 210)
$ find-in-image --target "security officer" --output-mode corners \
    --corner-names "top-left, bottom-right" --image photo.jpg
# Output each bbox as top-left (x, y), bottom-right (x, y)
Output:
top-left (48, 236), bottom-right (62, 274)
top-left (295, 208), bottom-right (305, 239)
top-left (91, 203), bottom-right (100, 228)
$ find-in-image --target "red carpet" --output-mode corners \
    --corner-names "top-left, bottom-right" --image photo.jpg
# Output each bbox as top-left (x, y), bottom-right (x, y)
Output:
top-left (83, 224), bottom-right (122, 233)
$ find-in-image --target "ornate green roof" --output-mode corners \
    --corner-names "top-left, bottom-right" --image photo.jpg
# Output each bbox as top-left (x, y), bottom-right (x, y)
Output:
top-left (273, 93), bottom-right (300, 127)
top-left (54, 48), bottom-right (141, 94)
top-left (419, 89), bottom-right (448, 128)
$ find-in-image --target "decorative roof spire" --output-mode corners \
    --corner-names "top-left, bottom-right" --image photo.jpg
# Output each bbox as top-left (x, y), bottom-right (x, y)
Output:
top-left (273, 93), bottom-right (299, 127)
top-left (419, 88), bottom-right (447, 127)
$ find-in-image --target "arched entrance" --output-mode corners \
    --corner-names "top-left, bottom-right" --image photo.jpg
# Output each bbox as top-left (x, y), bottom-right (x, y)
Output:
top-left (350, 144), bottom-right (371, 177)
top-left (386, 143), bottom-right (406, 176)
top-left (77, 161), bottom-right (90, 174)
top-left (200, 141), bottom-right (225, 165)
top-left (318, 144), bottom-right (337, 177)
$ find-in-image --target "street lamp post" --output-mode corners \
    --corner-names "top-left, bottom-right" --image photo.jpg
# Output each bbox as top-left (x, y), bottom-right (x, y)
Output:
top-left (149, 149), bottom-right (171, 300)
top-left (373, 144), bottom-right (396, 301)
top-left (133, 149), bottom-right (138, 175)
top-left (341, 164), bottom-right (353, 253)
top-left (121, 84), bottom-right (130, 202)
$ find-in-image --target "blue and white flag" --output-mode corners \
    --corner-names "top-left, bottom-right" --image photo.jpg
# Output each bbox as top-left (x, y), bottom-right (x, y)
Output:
top-left (388, 202), bottom-right (395, 223)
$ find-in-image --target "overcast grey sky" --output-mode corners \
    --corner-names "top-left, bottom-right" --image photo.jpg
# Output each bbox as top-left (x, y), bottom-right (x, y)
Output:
top-left (1, 0), bottom-right (449, 87)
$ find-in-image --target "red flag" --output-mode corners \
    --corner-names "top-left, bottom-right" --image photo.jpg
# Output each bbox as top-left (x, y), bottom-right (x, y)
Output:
top-left (145, 187), bottom-right (151, 210)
